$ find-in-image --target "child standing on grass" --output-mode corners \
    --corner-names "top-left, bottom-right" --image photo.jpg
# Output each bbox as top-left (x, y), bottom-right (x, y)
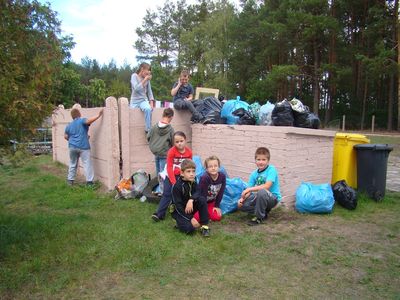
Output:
top-left (194, 156), bottom-right (226, 222)
top-left (64, 108), bottom-right (103, 186)
top-left (147, 108), bottom-right (174, 176)
top-left (170, 159), bottom-right (210, 237)
top-left (237, 147), bottom-right (281, 226)
top-left (152, 131), bottom-right (192, 221)
top-left (171, 69), bottom-right (202, 122)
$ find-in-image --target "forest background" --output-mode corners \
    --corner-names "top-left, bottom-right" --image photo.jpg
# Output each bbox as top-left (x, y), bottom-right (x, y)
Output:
top-left (1, 0), bottom-right (399, 145)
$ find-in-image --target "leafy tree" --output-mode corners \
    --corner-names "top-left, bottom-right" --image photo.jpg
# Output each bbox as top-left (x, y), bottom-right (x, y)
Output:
top-left (0, 0), bottom-right (64, 144)
top-left (88, 78), bottom-right (106, 107)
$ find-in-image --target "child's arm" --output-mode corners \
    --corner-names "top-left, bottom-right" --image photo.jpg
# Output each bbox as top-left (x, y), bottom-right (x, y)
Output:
top-left (188, 183), bottom-right (205, 214)
top-left (171, 79), bottom-right (181, 96)
top-left (185, 85), bottom-right (194, 101)
top-left (238, 181), bottom-right (273, 208)
top-left (172, 183), bottom-right (186, 213)
top-left (166, 148), bottom-right (177, 184)
top-left (185, 199), bottom-right (194, 214)
top-left (85, 109), bottom-right (104, 125)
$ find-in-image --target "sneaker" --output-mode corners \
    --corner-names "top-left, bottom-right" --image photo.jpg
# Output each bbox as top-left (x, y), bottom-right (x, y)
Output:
top-left (151, 213), bottom-right (160, 222)
top-left (247, 217), bottom-right (263, 226)
top-left (67, 180), bottom-right (74, 186)
top-left (200, 225), bottom-right (211, 237)
top-left (86, 181), bottom-right (94, 186)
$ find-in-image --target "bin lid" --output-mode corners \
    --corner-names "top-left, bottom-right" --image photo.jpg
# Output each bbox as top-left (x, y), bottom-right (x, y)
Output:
top-left (335, 133), bottom-right (370, 143)
top-left (354, 144), bottom-right (393, 151)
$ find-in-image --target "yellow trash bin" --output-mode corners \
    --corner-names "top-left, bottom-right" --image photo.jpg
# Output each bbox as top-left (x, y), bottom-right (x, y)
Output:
top-left (331, 133), bottom-right (370, 188)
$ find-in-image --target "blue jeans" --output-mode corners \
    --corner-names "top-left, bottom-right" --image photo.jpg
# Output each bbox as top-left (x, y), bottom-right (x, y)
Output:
top-left (67, 148), bottom-right (94, 182)
top-left (155, 156), bottom-right (166, 175)
top-left (130, 100), bottom-right (152, 132)
top-left (155, 175), bottom-right (177, 219)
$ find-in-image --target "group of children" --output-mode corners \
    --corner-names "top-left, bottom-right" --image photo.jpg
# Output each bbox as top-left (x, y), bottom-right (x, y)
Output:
top-left (64, 67), bottom-right (282, 238)
top-left (146, 109), bottom-right (282, 237)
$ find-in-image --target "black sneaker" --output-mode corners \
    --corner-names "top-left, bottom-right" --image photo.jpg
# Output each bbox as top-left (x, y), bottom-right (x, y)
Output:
top-left (247, 217), bottom-right (263, 226)
top-left (151, 214), bottom-right (160, 222)
top-left (200, 225), bottom-right (210, 237)
top-left (67, 180), bottom-right (74, 186)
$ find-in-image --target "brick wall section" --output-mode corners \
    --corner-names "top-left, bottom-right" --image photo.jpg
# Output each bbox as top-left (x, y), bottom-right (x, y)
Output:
top-left (118, 97), bottom-right (192, 179)
top-left (52, 97), bottom-right (120, 189)
top-left (191, 124), bottom-right (336, 208)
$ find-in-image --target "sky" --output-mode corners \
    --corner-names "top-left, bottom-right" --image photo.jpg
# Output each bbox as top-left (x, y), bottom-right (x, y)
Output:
top-left (40, 0), bottom-right (174, 67)
top-left (42, 0), bottom-right (239, 68)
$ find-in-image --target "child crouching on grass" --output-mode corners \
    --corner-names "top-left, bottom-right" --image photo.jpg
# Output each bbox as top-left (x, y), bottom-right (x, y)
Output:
top-left (194, 156), bottom-right (226, 222)
top-left (238, 147), bottom-right (281, 226)
top-left (170, 159), bottom-right (211, 237)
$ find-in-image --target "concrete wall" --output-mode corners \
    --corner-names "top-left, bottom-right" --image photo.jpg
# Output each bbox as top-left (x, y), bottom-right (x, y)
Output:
top-left (118, 97), bottom-right (192, 179)
top-left (52, 97), bottom-right (120, 189)
top-left (191, 124), bottom-right (336, 208)
top-left (53, 99), bottom-right (336, 208)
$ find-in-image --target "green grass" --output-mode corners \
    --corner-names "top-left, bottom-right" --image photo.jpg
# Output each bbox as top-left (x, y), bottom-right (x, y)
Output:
top-left (1, 155), bottom-right (400, 299)
top-left (367, 135), bottom-right (400, 156)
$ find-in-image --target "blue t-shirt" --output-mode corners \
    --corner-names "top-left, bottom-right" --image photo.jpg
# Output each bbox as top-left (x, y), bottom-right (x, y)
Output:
top-left (65, 118), bottom-right (90, 150)
top-left (172, 82), bottom-right (194, 102)
top-left (248, 164), bottom-right (282, 201)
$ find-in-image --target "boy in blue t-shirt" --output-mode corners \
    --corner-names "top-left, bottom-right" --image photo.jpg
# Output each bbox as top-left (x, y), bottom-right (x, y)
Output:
top-left (238, 147), bottom-right (281, 226)
top-left (64, 107), bottom-right (103, 186)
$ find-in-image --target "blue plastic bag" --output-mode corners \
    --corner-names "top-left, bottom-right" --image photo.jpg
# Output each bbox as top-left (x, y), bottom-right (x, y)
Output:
top-left (259, 101), bottom-right (275, 125)
top-left (295, 182), bottom-right (334, 214)
top-left (220, 96), bottom-right (250, 125)
top-left (220, 177), bottom-right (247, 215)
top-left (193, 155), bottom-right (206, 181)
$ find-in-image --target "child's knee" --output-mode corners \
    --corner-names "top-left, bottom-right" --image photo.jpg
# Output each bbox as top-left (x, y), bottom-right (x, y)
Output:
top-left (210, 213), bottom-right (222, 222)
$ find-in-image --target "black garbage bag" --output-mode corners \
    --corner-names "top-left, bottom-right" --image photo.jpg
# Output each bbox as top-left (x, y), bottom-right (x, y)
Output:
top-left (332, 180), bottom-right (357, 210)
top-left (192, 96), bottom-right (223, 124)
top-left (271, 99), bottom-right (294, 126)
top-left (232, 107), bottom-right (256, 125)
top-left (293, 107), bottom-right (321, 129)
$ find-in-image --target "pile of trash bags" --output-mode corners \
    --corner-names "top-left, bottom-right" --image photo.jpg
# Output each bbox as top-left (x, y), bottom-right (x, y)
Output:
top-left (192, 95), bottom-right (321, 129)
top-left (294, 180), bottom-right (358, 214)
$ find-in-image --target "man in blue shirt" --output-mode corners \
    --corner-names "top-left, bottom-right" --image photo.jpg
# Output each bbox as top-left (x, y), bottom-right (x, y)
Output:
top-left (64, 107), bottom-right (103, 186)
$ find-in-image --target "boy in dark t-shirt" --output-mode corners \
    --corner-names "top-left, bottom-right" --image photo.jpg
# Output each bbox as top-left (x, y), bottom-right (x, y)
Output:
top-left (171, 69), bottom-right (202, 121)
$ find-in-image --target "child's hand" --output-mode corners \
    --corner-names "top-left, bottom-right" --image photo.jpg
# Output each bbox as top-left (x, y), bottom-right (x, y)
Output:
top-left (241, 189), bottom-right (249, 198)
top-left (185, 199), bottom-right (194, 214)
top-left (238, 198), bottom-right (244, 208)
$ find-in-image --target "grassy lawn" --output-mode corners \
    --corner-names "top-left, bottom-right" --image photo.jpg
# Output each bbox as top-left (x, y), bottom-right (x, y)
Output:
top-left (1, 155), bottom-right (399, 299)
top-left (367, 135), bottom-right (400, 156)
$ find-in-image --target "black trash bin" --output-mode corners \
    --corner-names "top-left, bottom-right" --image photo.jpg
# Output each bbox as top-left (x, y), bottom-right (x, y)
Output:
top-left (354, 144), bottom-right (393, 201)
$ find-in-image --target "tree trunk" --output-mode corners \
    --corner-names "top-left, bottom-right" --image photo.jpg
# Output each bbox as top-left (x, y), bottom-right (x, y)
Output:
top-left (313, 39), bottom-right (320, 115)
top-left (388, 74), bottom-right (394, 130)
top-left (361, 75), bottom-right (368, 130)
top-left (396, 0), bottom-right (400, 131)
